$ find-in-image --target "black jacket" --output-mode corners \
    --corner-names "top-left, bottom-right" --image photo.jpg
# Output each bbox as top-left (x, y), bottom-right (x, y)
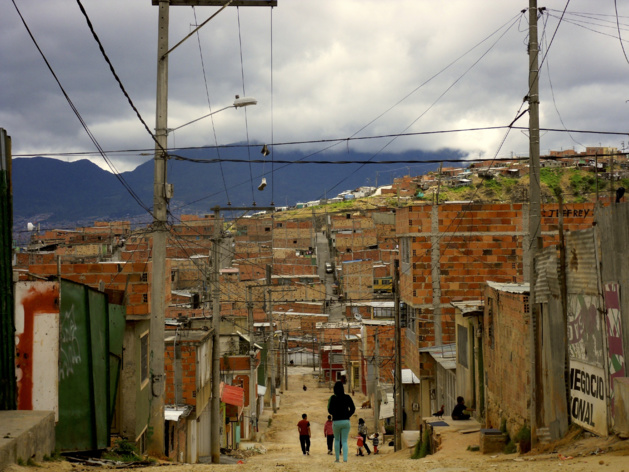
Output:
top-left (327, 394), bottom-right (356, 421)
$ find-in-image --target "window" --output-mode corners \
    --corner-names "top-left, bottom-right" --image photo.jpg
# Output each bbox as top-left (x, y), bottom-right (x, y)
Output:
top-left (140, 332), bottom-right (149, 386)
top-left (373, 306), bottom-right (394, 318)
top-left (143, 294), bottom-right (148, 303)
top-left (277, 223), bottom-right (283, 228)
top-left (141, 273), bottom-right (148, 282)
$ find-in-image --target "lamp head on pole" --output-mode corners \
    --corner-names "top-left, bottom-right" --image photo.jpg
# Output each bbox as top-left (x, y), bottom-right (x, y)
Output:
top-left (233, 95), bottom-right (257, 108)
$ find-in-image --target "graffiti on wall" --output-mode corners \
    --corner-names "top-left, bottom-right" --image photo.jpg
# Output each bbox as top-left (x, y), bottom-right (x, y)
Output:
top-left (568, 294), bottom-right (608, 436)
top-left (604, 283), bottom-right (625, 415)
top-left (568, 294), bottom-right (604, 365)
top-left (59, 304), bottom-right (82, 379)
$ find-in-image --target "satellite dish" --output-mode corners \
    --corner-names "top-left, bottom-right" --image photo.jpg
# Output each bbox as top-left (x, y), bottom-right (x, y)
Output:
top-left (27, 222), bottom-right (35, 232)
top-left (353, 307), bottom-right (362, 321)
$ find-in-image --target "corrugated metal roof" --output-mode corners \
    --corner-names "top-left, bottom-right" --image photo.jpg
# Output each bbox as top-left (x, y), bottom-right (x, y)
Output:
top-left (221, 384), bottom-right (244, 407)
top-left (566, 229), bottom-right (598, 296)
top-left (486, 281), bottom-right (530, 294)
top-left (535, 246), bottom-right (559, 302)
top-left (419, 344), bottom-right (456, 370)
top-left (451, 300), bottom-right (484, 315)
top-left (402, 369), bottom-right (420, 384)
top-left (165, 406), bottom-right (192, 422)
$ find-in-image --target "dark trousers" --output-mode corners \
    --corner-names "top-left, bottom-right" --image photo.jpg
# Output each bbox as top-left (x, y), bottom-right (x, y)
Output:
top-left (359, 433), bottom-right (371, 454)
top-left (326, 435), bottom-right (334, 451)
top-left (299, 435), bottom-right (311, 453)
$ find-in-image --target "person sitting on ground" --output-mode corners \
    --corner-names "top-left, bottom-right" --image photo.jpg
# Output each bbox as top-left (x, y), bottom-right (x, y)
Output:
top-left (451, 396), bottom-right (475, 420)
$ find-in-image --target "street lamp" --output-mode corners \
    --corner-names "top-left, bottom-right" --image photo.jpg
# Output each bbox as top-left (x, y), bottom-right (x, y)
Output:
top-left (167, 95), bottom-right (257, 134)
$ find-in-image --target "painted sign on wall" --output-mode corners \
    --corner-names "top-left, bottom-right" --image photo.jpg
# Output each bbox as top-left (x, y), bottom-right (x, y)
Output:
top-left (569, 360), bottom-right (607, 436)
top-left (568, 293), bottom-right (608, 436)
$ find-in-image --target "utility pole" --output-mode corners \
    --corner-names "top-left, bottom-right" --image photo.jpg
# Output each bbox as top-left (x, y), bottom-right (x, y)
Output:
top-left (211, 207), bottom-right (222, 462)
top-left (527, 0), bottom-right (542, 448)
top-left (247, 286), bottom-right (257, 441)
top-left (393, 261), bottom-right (402, 451)
top-left (148, 0), bottom-right (276, 458)
top-left (147, 1), bottom-right (169, 456)
top-left (267, 287), bottom-right (277, 413)
top-left (373, 329), bottom-right (380, 435)
top-left (284, 331), bottom-right (289, 391)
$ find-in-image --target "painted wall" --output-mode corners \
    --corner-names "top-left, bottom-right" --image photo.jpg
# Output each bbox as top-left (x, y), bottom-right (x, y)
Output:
top-left (15, 282), bottom-right (60, 418)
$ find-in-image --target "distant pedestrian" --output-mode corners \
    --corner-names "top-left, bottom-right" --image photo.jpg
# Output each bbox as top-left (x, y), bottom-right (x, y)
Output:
top-left (297, 413), bottom-right (311, 455)
top-left (357, 418), bottom-right (371, 455)
top-left (327, 381), bottom-right (356, 463)
top-left (324, 415), bottom-right (334, 455)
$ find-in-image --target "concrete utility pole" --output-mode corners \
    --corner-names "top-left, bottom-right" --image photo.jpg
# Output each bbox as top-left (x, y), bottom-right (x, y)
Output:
top-left (527, 0), bottom-right (542, 448)
top-left (148, 1), bottom-right (169, 455)
top-left (247, 286), bottom-right (257, 441)
top-left (373, 329), bottom-right (380, 435)
top-left (211, 207), bottom-right (222, 463)
top-left (148, 0), bottom-right (276, 458)
top-left (393, 260), bottom-right (402, 451)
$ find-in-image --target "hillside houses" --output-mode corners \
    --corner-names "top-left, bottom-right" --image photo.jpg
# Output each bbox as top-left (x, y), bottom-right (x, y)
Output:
top-left (9, 146), bottom-right (629, 460)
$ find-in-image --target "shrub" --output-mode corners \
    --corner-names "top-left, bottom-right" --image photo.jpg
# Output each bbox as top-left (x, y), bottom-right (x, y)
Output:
top-left (103, 439), bottom-right (142, 463)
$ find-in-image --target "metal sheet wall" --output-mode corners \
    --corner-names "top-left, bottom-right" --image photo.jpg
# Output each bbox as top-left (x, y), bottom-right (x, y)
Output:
top-left (56, 279), bottom-right (124, 452)
top-left (0, 128), bottom-right (15, 410)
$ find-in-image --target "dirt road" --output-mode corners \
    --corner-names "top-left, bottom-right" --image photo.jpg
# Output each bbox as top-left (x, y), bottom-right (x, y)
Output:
top-left (10, 367), bottom-right (629, 472)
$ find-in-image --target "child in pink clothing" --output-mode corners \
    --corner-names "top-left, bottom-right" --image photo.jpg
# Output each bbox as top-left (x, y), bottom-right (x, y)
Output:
top-left (324, 415), bottom-right (334, 454)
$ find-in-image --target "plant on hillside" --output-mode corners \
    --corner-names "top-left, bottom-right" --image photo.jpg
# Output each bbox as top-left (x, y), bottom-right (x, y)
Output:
top-left (540, 168), bottom-right (562, 193)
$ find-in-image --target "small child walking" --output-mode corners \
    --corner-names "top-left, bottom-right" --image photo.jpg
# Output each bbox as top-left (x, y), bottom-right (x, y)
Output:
top-left (356, 435), bottom-right (365, 456)
top-left (371, 433), bottom-right (380, 454)
top-left (324, 415), bottom-right (334, 455)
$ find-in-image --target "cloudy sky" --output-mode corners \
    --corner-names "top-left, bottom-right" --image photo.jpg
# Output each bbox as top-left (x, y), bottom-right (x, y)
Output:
top-left (3, 0), bottom-right (629, 174)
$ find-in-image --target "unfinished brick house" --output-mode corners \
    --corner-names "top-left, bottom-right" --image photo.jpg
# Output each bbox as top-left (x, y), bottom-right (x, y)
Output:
top-left (396, 202), bottom-right (597, 415)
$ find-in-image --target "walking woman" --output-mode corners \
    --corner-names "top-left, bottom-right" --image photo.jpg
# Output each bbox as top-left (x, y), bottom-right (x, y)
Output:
top-left (357, 418), bottom-right (371, 455)
top-left (327, 381), bottom-right (356, 463)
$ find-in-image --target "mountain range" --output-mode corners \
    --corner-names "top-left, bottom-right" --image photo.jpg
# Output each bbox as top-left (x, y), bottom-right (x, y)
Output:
top-left (12, 146), bottom-right (463, 237)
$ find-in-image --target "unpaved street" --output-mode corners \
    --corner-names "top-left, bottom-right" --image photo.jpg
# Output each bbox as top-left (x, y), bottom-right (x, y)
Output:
top-left (9, 367), bottom-right (629, 472)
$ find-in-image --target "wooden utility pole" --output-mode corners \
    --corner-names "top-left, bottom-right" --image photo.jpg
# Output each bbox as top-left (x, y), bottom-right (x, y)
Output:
top-left (393, 261), bottom-right (402, 451)
top-left (148, 0), bottom-right (276, 459)
top-left (527, 0), bottom-right (542, 447)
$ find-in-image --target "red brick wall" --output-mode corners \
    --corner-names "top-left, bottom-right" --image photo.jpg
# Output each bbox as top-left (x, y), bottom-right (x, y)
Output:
top-left (483, 285), bottom-right (530, 433)
top-left (397, 202), bottom-right (596, 383)
top-left (165, 343), bottom-right (198, 407)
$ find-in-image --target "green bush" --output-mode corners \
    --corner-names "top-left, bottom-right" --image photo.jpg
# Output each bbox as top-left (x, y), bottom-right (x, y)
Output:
top-left (411, 428), bottom-right (432, 459)
top-left (514, 425), bottom-right (531, 453)
top-left (504, 440), bottom-right (517, 454)
top-left (102, 439), bottom-right (142, 463)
